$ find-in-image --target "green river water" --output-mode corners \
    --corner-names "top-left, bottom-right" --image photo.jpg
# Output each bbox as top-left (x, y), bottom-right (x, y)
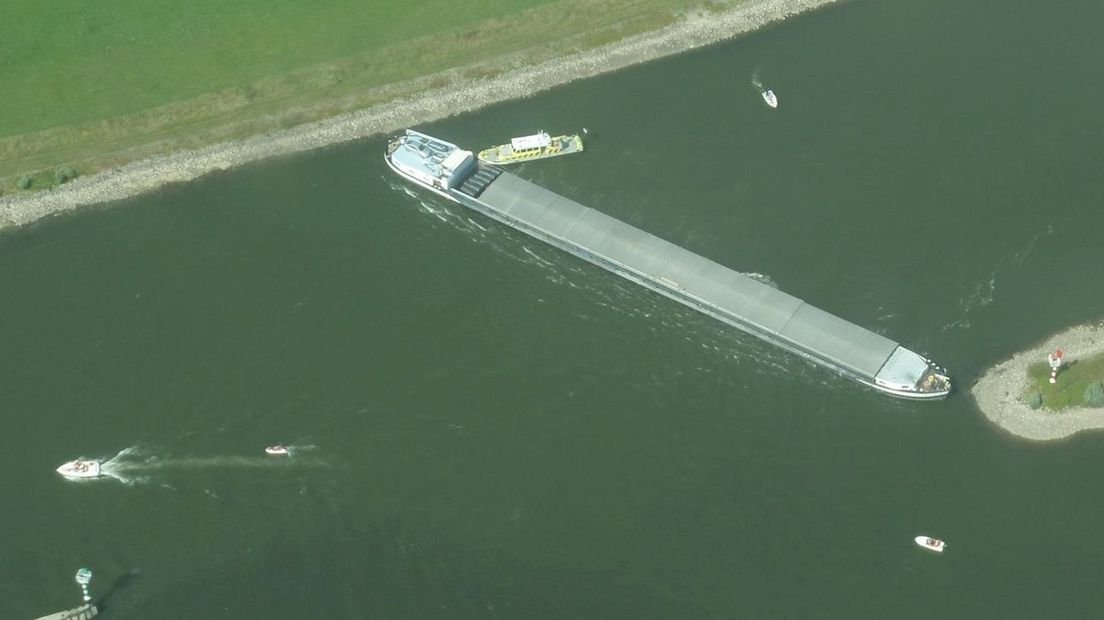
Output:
top-left (4, 0), bottom-right (1104, 617)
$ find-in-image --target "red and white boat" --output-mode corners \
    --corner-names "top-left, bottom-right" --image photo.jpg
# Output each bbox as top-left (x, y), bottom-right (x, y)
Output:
top-left (914, 536), bottom-right (946, 552)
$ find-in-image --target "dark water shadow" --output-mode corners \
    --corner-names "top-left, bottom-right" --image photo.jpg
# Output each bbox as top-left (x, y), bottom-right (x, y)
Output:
top-left (94, 569), bottom-right (138, 615)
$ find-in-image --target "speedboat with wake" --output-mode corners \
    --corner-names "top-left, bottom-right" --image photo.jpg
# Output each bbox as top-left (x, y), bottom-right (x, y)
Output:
top-left (914, 536), bottom-right (946, 552)
top-left (761, 89), bottom-right (778, 108)
top-left (56, 459), bottom-right (102, 479)
top-left (265, 445), bottom-right (289, 456)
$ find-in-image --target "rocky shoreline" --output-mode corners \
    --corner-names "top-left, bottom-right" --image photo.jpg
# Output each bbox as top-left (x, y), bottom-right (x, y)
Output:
top-left (0, 0), bottom-right (842, 232)
top-left (972, 322), bottom-right (1104, 441)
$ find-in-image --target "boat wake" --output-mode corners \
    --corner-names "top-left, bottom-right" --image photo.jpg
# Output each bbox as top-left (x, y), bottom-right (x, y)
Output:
top-left (389, 176), bottom-right (595, 291)
top-left (743, 272), bottom-right (779, 289)
top-left (750, 68), bottom-right (778, 108)
top-left (941, 227), bottom-right (1052, 331)
top-left (94, 444), bottom-right (323, 485)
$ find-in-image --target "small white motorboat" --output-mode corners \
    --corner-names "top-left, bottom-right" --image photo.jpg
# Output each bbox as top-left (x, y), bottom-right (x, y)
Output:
top-left (914, 536), bottom-right (946, 552)
top-left (265, 445), bottom-right (289, 456)
top-left (761, 89), bottom-right (778, 108)
top-left (56, 459), bottom-right (102, 479)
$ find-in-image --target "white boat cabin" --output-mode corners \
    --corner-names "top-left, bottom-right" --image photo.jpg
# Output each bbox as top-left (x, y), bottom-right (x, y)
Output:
top-left (510, 132), bottom-right (552, 151)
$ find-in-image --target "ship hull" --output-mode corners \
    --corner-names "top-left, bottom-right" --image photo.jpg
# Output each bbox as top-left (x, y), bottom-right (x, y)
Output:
top-left (385, 132), bottom-right (950, 400)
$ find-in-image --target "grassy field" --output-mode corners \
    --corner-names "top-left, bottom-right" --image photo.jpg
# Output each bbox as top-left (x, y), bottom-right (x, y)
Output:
top-left (1024, 353), bottom-right (1104, 411)
top-left (1, 0), bottom-right (558, 137)
top-left (0, 0), bottom-right (727, 192)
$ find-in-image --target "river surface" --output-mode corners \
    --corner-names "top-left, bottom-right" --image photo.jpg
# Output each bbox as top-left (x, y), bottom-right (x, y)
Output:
top-left (5, 0), bottom-right (1104, 617)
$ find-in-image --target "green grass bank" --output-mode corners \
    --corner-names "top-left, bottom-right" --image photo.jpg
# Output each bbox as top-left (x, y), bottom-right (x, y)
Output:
top-left (0, 0), bottom-right (734, 193)
top-left (1023, 354), bottom-right (1104, 411)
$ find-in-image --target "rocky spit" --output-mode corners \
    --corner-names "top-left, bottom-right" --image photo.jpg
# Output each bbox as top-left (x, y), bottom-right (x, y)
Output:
top-left (973, 322), bottom-right (1104, 441)
top-left (0, 0), bottom-right (841, 231)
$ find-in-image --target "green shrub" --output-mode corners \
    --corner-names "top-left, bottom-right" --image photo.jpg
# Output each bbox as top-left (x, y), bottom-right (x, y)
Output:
top-left (54, 165), bottom-right (78, 184)
top-left (17, 175), bottom-right (32, 190)
top-left (1027, 392), bottom-right (1043, 410)
top-left (1084, 382), bottom-right (1104, 407)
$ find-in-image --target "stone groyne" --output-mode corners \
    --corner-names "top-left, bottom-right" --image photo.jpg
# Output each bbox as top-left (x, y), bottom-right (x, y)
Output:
top-left (973, 322), bottom-right (1104, 441)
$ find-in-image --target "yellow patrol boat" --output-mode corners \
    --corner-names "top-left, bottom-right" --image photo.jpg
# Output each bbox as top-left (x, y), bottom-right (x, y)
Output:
top-left (477, 130), bottom-right (585, 165)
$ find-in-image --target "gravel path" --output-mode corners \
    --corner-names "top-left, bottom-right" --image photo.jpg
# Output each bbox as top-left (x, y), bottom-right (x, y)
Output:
top-left (972, 322), bottom-right (1104, 441)
top-left (0, 0), bottom-right (841, 231)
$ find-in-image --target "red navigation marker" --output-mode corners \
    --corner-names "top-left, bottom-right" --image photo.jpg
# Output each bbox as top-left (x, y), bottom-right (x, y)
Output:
top-left (1048, 349), bottom-right (1064, 384)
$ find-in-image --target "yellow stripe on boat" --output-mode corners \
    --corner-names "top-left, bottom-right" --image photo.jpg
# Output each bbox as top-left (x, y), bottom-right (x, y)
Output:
top-left (478, 130), bottom-right (585, 165)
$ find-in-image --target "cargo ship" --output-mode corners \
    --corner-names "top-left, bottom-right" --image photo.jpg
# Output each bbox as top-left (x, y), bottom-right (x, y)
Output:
top-left (385, 129), bottom-right (951, 400)
top-left (477, 130), bottom-right (584, 165)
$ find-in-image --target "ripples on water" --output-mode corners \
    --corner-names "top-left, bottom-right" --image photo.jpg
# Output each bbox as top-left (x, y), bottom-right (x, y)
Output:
top-left (74, 444), bottom-right (327, 486)
top-left (386, 177), bottom-right (865, 398)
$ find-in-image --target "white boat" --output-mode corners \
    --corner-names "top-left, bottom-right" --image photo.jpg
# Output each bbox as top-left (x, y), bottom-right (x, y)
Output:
top-left (56, 459), bottom-right (102, 479)
top-left (265, 445), bottom-right (289, 456)
top-left (761, 89), bottom-right (778, 108)
top-left (914, 536), bottom-right (946, 552)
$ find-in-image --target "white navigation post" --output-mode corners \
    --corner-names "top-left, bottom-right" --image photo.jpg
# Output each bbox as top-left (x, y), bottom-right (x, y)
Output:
top-left (1048, 349), bottom-right (1064, 384)
top-left (75, 568), bottom-right (92, 604)
top-left (32, 568), bottom-right (97, 620)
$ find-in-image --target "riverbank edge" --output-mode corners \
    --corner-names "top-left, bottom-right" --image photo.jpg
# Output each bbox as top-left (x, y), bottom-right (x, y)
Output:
top-left (0, 0), bottom-right (841, 232)
top-left (973, 322), bottom-right (1104, 441)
